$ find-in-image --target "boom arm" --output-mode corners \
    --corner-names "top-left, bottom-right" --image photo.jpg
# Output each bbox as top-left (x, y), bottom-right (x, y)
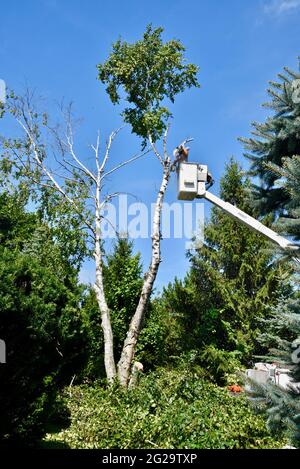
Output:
top-left (204, 190), bottom-right (298, 251)
top-left (177, 162), bottom-right (300, 257)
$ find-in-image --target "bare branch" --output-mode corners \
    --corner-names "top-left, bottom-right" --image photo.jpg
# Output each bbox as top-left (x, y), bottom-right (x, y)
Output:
top-left (52, 152), bottom-right (93, 193)
top-left (91, 131), bottom-right (101, 172)
top-left (100, 192), bottom-right (121, 209)
top-left (65, 128), bottom-right (97, 183)
top-left (60, 155), bottom-right (95, 182)
top-left (182, 137), bottom-right (194, 146)
top-left (100, 214), bottom-right (120, 237)
top-left (99, 191), bottom-right (137, 210)
top-left (99, 127), bottom-right (123, 173)
top-left (16, 118), bottom-right (73, 200)
top-left (15, 117), bottom-right (96, 238)
top-left (102, 148), bottom-right (151, 181)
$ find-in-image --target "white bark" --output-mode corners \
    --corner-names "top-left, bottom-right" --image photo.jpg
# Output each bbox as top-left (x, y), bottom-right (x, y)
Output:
top-left (94, 203), bottom-right (116, 382)
top-left (93, 136), bottom-right (117, 382)
top-left (117, 166), bottom-right (171, 386)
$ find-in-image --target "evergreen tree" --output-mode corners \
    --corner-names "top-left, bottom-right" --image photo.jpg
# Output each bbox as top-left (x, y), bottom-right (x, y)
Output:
top-left (0, 192), bottom-right (88, 445)
top-left (158, 159), bottom-right (289, 367)
top-left (267, 155), bottom-right (300, 242)
top-left (250, 156), bottom-right (300, 447)
top-left (239, 59), bottom-right (300, 216)
top-left (253, 294), bottom-right (300, 447)
top-left (240, 60), bottom-right (300, 447)
top-left (189, 159), bottom-right (288, 356)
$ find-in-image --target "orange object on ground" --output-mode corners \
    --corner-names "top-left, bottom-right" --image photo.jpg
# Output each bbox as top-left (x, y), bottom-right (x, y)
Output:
top-left (227, 385), bottom-right (242, 393)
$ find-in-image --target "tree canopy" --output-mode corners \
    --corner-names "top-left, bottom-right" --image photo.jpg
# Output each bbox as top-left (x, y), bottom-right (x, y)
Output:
top-left (97, 25), bottom-right (200, 145)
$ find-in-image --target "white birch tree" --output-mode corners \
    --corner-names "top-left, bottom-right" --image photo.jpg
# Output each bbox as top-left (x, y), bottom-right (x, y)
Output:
top-left (1, 25), bottom-right (200, 386)
top-left (97, 25), bottom-right (200, 385)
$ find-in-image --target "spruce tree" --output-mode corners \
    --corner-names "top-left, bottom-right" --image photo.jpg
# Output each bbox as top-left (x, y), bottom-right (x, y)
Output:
top-left (267, 155), bottom-right (300, 241)
top-left (239, 59), bottom-right (300, 216)
top-left (240, 59), bottom-right (300, 447)
top-left (253, 293), bottom-right (300, 447)
top-left (252, 158), bottom-right (300, 447)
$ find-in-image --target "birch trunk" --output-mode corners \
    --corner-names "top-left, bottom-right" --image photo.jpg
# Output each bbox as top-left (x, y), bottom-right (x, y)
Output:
top-left (117, 167), bottom-right (171, 386)
top-left (94, 198), bottom-right (116, 383)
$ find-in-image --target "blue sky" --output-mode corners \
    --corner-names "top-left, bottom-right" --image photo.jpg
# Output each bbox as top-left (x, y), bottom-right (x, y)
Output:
top-left (1, 0), bottom-right (300, 292)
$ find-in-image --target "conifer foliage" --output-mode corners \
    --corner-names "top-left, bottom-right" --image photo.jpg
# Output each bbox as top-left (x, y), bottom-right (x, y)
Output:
top-left (254, 295), bottom-right (300, 446)
top-left (239, 60), bottom-right (300, 216)
top-left (0, 192), bottom-right (87, 444)
top-left (189, 159), bottom-right (287, 355)
top-left (241, 59), bottom-right (300, 447)
top-left (158, 159), bottom-right (287, 368)
top-left (104, 238), bottom-right (143, 359)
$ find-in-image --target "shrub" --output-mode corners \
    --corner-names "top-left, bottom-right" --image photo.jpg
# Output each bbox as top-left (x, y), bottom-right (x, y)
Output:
top-left (0, 249), bottom-right (88, 445)
top-left (199, 345), bottom-right (244, 386)
top-left (44, 368), bottom-right (284, 449)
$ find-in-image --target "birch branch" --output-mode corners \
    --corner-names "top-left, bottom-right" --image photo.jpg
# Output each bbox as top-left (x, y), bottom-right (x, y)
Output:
top-left (91, 131), bottom-right (100, 172)
top-left (148, 134), bottom-right (164, 165)
top-left (99, 192), bottom-right (123, 209)
top-left (66, 127), bottom-right (97, 182)
top-left (52, 152), bottom-right (94, 194)
top-left (99, 127), bottom-right (123, 173)
top-left (15, 117), bottom-right (96, 238)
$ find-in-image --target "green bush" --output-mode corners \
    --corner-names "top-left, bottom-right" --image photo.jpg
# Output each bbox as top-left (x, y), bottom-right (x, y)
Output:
top-left (0, 248), bottom-right (87, 445)
top-left (0, 194), bottom-right (88, 445)
top-left (45, 368), bottom-right (284, 449)
top-left (199, 345), bottom-right (243, 386)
